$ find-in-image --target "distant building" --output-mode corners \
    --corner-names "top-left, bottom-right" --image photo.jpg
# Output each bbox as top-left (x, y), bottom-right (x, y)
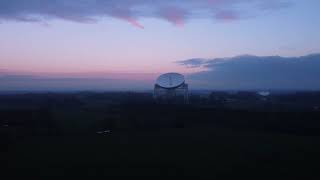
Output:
top-left (257, 91), bottom-right (271, 101)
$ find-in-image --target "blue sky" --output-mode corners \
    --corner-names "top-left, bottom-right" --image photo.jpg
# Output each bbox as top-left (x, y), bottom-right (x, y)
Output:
top-left (0, 0), bottom-right (319, 90)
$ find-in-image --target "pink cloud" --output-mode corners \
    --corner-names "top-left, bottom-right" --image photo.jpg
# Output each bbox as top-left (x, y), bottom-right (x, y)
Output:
top-left (120, 16), bottom-right (144, 29)
top-left (159, 6), bottom-right (188, 27)
top-left (0, 0), bottom-right (293, 27)
top-left (111, 8), bottom-right (144, 29)
top-left (214, 10), bottom-right (240, 22)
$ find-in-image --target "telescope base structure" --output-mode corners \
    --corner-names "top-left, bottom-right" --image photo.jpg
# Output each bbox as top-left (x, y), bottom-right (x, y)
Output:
top-left (153, 84), bottom-right (189, 104)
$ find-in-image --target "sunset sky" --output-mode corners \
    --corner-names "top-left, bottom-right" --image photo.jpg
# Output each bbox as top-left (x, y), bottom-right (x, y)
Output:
top-left (1, 0), bottom-right (320, 91)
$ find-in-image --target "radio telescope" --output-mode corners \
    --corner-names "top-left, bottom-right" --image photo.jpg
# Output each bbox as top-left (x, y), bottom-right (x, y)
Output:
top-left (154, 73), bottom-right (189, 104)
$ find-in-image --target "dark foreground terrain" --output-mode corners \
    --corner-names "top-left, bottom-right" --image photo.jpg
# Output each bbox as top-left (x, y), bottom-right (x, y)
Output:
top-left (1, 92), bottom-right (320, 179)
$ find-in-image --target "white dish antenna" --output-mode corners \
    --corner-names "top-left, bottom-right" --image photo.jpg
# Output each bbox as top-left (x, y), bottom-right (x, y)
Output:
top-left (156, 73), bottom-right (185, 89)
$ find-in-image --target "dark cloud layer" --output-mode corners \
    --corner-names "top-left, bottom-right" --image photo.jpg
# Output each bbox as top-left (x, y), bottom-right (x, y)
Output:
top-left (176, 58), bottom-right (206, 68)
top-left (177, 54), bottom-right (320, 90)
top-left (0, 0), bottom-right (291, 27)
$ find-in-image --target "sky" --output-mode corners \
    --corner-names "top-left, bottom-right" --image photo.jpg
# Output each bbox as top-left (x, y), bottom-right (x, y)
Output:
top-left (0, 0), bottom-right (320, 91)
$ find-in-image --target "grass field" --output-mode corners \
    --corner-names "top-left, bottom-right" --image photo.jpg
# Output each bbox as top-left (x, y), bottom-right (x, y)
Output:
top-left (1, 92), bottom-right (320, 178)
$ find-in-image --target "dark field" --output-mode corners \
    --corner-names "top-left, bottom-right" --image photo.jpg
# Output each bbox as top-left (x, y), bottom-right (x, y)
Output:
top-left (1, 92), bottom-right (320, 178)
